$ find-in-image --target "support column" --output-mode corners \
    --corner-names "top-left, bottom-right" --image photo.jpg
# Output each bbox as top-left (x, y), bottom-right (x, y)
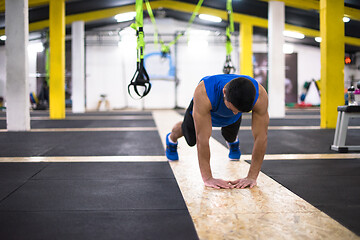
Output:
top-left (240, 23), bottom-right (253, 77)
top-left (268, 1), bottom-right (285, 118)
top-left (5, 0), bottom-right (30, 131)
top-left (320, 0), bottom-right (344, 128)
top-left (49, 0), bottom-right (65, 119)
top-left (71, 21), bottom-right (85, 113)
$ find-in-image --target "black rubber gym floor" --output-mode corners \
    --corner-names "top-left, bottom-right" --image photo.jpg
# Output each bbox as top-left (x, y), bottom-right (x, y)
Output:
top-left (1, 108), bottom-right (359, 238)
top-left (213, 129), bottom-right (360, 154)
top-left (249, 159), bottom-right (360, 236)
top-left (211, 109), bottom-right (360, 154)
top-left (0, 110), bottom-right (153, 116)
top-left (0, 131), bottom-right (164, 157)
top-left (0, 119), bottom-right (156, 129)
top-left (0, 162), bottom-right (198, 239)
top-left (240, 117), bottom-right (360, 126)
top-left (0, 111), bottom-right (199, 240)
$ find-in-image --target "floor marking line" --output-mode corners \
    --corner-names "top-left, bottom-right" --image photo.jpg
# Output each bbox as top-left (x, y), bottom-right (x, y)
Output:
top-left (241, 153), bottom-right (360, 160)
top-left (0, 116), bottom-right (153, 121)
top-left (0, 127), bottom-right (158, 132)
top-left (213, 126), bottom-right (360, 130)
top-left (241, 115), bottom-right (321, 119)
top-left (0, 156), bottom-right (167, 162)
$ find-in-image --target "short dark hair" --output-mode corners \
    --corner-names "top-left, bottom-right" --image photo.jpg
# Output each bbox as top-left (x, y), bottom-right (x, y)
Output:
top-left (224, 77), bottom-right (256, 112)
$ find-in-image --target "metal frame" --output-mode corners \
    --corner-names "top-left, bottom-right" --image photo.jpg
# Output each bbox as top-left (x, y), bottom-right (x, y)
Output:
top-left (331, 110), bottom-right (360, 153)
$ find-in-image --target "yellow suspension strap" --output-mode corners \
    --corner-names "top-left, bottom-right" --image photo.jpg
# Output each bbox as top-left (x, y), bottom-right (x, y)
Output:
top-left (223, 0), bottom-right (236, 74)
top-left (145, 0), bottom-right (204, 57)
top-left (128, 0), bottom-right (151, 99)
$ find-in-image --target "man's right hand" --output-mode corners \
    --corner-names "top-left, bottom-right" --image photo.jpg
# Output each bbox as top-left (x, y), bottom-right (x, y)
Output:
top-left (204, 177), bottom-right (232, 189)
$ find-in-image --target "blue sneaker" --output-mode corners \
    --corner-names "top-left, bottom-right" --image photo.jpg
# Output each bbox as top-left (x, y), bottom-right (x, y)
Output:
top-left (227, 139), bottom-right (241, 161)
top-left (165, 133), bottom-right (179, 161)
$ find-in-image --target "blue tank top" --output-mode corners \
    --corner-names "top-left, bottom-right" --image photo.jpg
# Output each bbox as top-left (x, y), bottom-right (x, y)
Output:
top-left (201, 74), bottom-right (259, 127)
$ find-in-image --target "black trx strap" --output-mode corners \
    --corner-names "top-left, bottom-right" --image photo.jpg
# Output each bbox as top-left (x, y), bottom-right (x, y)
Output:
top-left (128, 0), bottom-right (151, 99)
top-left (223, 55), bottom-right (236, 74)
top-left (223, 0), bottom-right (236, 74)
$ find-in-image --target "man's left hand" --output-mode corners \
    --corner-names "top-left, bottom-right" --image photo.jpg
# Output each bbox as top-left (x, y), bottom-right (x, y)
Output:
top-left (230, 177), bottom-right (257, 189)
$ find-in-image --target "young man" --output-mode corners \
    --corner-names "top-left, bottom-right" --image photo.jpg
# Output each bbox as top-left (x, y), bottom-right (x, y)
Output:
top-left (166, 74), bottom-right (269, 189)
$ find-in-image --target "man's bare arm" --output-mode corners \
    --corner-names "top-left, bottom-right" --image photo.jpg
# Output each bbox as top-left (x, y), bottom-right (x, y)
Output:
top-left (248, 86), bottom-right (269, 180)
top-left (231, 85), bottom-right (269, 188)
top-left (193, 82), bottom-right (231, 189)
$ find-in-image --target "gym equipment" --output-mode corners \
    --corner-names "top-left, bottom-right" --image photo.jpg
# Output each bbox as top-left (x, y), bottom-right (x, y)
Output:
top-left (128, 0), bottom-right (204, 99)
top-left (144, 0), bottom-right (203, 57)
top-left (331, 105), bottom-right (360, 152)
top-left (128, 0), bottom-right (151, 99)
top-left (223, 0), bottom-right (236, 74)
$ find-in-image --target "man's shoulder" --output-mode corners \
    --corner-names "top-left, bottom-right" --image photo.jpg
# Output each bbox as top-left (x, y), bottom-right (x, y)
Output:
top-left (194, 82), bottom-right (212, 111)
top-left (253, 85), bottom-right (268, 114)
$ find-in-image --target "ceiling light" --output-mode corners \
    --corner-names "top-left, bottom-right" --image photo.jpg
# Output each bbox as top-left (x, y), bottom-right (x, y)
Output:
top-left (343, 17), bottom-right (350, 23)
top-left (0, 35), bottom-right (6, 41)
top-left (199, 14), bottom-right (222, 23)
top-left (114, 12), bottom-right (136, 22)
top-left (283, 30), bottom-right (305, 39)
top-left (315, 37), bottom-right (322, 43)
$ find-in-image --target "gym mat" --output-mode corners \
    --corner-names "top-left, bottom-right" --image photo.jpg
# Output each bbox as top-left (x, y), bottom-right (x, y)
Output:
top-left (240, 118), bottom-right (321, 126)
top-left (212, 129), bottom-right (360, 154)
top-left (238, 117), bottom-right (360, 126)
top-left (250, 159), bottom-right (360, 236)
top-left (0, 131), bottom-right (164, 157)
top-left (241, 117), bottom-right (360, 127)
top-left (0, 162), bottom-right (198, 240)
top-left (5, 118), bottom-right (358, 129)
top-left (0, 119), bottom-right (155, 129)
top-left (285, 110), bottom-right (320, 115)
top-left (0, 163), bottom-right (47, 200)
top-left (0, 111), bottom-right (153, 117)
top-left (0, 210), bottom-right (197, 240)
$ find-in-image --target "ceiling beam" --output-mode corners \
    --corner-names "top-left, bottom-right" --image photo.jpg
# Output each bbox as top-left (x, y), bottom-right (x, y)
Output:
top-left (259, 0), bottom-right (360, 21)
top-left (0, 0), bottom-right (359, 47)
top-left (0, 0), bottom-right (75, 12)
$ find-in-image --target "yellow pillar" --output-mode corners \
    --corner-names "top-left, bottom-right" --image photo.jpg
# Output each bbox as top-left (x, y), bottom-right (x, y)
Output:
top-left (240, 23), bottom-right (253, 77)
top-left (49, 0), bottom-right (65, 119)
top-left (320, 0), bottom-right (344, 128)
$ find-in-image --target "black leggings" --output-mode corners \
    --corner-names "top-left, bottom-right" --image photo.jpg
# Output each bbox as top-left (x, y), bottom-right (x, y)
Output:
top-left (181, 100), bottom-right (241, 147)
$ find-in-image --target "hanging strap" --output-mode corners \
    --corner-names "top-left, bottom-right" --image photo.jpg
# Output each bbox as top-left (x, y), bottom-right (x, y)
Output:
top-left (128, 0), bottom-right (151, 99)
top-left (144, 0), bottom-right (204, 56)
top-left (223, 0), bottom-right (236, 74)
top-left (187, 0), bottom-right (204, 29)
top-left (145, 0), bottom-right (159, 46)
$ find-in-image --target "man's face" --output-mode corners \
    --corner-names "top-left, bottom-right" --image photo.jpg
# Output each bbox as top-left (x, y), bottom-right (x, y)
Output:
top-left (224, 99), bottom-right (240, 115)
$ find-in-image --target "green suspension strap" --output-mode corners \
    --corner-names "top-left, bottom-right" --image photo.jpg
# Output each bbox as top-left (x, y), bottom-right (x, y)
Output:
top-left (145, 0), bottom-right (159, 47)
top-left (144, 0), bottom-right (204, 57)
top-left (128, 0), bottom-right (151, 99)
top-left (223, 0), bottom-right (236, 74)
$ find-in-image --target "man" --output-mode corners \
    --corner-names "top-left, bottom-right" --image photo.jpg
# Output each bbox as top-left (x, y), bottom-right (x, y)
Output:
top-left (166, 74), bottom-right (269, 189)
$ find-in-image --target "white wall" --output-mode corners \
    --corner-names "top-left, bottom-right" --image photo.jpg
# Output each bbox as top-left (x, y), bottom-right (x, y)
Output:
top-left (28, 41), bottom-right (41, 94)
top-left (0, 42), bottom-right (39, 101)
top-left (85, 44), bottom-right (129, 110)
top-left (176, 43), bottom-right (232, 108)
top-left (294, 44), bottom-right (321, 100)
